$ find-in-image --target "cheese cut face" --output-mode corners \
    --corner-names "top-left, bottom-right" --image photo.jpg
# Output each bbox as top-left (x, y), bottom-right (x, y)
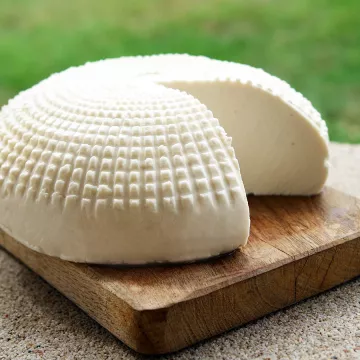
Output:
top-left (0, 54), bottom-right (329, 264)
top-left (0, 67), bottom-right (250, 264)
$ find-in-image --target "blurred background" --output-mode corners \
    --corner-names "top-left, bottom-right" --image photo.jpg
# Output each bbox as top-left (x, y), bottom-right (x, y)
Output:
top-left (1, 0), bottom-right (359, 143)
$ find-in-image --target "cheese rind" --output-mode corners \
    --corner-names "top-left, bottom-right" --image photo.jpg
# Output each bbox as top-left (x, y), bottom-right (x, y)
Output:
top-left (0, 74), bottom-right (249, 264)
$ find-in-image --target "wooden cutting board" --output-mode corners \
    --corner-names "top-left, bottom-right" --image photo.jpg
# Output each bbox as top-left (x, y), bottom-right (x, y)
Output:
top-left (1, 186), bottom-right (360, 355)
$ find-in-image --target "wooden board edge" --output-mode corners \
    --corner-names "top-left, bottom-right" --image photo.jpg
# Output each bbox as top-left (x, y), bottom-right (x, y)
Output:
top-left (0, 231), bottom-right (159, 354)
top-left (168, 229), bottom-right (360, 309)
top-left (1, 231), bottom-right (359, 354)
top-left (134, 235), bottom-right (360, 354)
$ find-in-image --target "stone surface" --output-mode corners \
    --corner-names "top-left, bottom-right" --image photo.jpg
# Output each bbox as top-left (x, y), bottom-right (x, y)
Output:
top-left (0, 142), bottom-right (359, 360)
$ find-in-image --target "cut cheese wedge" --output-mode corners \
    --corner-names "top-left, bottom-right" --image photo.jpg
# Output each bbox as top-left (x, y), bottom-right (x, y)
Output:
top-left (0, 54), bottom-right (329, 264)
top-left (81, 54), bottom-right (330, 195)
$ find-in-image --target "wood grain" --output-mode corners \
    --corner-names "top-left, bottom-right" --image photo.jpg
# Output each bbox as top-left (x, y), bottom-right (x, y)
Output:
top-left (1, 186), bottom-right (359, 354)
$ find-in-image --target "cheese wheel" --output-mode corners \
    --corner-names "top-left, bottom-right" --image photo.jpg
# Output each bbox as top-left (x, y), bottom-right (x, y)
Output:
top-left (0, 54), bottom-right (329, 263)
top-left (0, 66), bottom-right (249, 264)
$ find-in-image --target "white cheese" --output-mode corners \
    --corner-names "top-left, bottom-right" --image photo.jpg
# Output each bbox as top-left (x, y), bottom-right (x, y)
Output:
top-left (80, 54), bottom-right (330, 195)
top-left (0, 54), bottom-right (329, 263)
top-left (0, 70), bottom-right (249, 264)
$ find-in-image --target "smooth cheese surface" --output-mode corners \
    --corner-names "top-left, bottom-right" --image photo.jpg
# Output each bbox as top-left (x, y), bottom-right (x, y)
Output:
top-left (0, 68), bottom-right (250, 264)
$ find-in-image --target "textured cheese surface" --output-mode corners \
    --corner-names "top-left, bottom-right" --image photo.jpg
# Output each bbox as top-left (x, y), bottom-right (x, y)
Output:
top-left (0, 62), bottom-right (250, 264)
top-left (0, 54), bottom-right (329, 263)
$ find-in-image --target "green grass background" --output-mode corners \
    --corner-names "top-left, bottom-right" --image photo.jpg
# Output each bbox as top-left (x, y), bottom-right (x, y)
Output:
top-left (1, 0), bottom-right (359, 143)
